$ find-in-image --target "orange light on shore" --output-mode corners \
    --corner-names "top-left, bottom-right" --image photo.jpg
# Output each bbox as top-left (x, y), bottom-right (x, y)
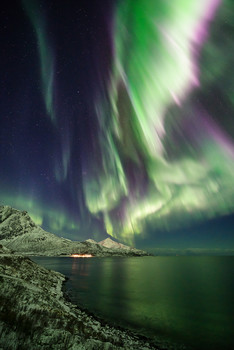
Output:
top-left (71, 254), bottom-right (93, 258)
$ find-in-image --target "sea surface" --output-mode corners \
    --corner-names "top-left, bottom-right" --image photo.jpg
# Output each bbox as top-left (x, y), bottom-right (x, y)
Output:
top-left (32, 256), bottom-right (234, 350)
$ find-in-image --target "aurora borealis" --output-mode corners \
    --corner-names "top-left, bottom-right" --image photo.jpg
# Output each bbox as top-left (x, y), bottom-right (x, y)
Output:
top-left (0, 0), bottom-right (234, 247)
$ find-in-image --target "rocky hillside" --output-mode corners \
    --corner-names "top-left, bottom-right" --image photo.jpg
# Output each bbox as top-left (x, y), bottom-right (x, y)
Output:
top-left (0, 206), bottom-right (148, 257)
top-left (0, 251), bottom-right (158, 350)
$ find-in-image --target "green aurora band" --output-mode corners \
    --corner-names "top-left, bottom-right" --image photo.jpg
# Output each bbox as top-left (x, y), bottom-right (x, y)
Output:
top-left (83, 0), bottom-right (234, 243)
top-left (22, 0), bottom-right (56, 123)
top-left (3, 0), bottom-right (234, 243)
top-left (22, 0), bottom-right (71, 183)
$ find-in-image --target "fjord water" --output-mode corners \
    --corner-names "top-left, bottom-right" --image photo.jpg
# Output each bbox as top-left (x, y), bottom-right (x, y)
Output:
top-left (33, 256), bottom-right (234, 349)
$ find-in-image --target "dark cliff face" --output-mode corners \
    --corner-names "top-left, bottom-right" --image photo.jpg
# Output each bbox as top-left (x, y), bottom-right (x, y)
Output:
top-left (0, 206), bottom-right (149, 256)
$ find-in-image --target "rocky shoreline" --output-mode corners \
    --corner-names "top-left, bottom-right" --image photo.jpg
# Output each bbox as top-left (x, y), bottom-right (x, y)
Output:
top-left (0, 250), bottom-right (162, 350)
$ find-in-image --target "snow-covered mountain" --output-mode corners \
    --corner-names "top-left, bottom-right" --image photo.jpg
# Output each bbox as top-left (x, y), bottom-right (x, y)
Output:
top-left (99, 237), bottom-right (132, 250)
top-left (86, 237), bottom-right (147, 255)
top-left (0, 205), bottom-right (149, 256)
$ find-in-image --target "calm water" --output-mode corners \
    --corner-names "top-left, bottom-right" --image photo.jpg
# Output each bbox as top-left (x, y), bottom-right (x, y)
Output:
top-left (32, 256), bottom-right (234, 349)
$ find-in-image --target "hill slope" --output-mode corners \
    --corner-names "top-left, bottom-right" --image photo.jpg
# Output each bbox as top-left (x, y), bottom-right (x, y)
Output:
top-left (0, 206), bottom-right (148, 256)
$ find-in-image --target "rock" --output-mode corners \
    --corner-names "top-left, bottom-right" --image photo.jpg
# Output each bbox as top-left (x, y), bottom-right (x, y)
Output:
top-left (0, 244), bottom-right (12, 254)
top-left (85, 239), bottom-right (98, 244)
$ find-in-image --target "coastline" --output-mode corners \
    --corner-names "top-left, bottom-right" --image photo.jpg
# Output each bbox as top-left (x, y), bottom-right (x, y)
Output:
top-left (62, 256), bottom-right (191, 350)
top-left (0, 253), bottom-right (178, 350)
top-left (61, 278), bottom-right (156, 348)
top-left (61, 275), bottom-right (188, 350)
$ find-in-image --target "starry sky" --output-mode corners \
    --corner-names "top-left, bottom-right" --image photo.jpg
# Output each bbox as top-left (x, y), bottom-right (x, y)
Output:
top-left (0, 0), bottom-right (234, 249)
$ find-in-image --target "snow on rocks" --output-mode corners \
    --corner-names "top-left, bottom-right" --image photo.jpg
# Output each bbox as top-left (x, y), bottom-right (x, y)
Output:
top-left (0, 252), bottom-right (157, 350)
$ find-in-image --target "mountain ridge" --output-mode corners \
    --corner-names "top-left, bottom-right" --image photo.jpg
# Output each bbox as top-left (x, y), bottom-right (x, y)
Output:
top-left (0, 205), bottom-right (149, 257)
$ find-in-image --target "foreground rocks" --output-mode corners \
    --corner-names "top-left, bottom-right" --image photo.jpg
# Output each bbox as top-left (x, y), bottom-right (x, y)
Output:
top-left (0, 206), bottom-right (149, 257)
top-left (0, 250), bottom-right (157, 350)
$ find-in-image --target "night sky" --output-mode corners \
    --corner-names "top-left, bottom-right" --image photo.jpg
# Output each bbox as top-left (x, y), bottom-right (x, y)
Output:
top-left (1, 0), bottom-right (234, 249)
